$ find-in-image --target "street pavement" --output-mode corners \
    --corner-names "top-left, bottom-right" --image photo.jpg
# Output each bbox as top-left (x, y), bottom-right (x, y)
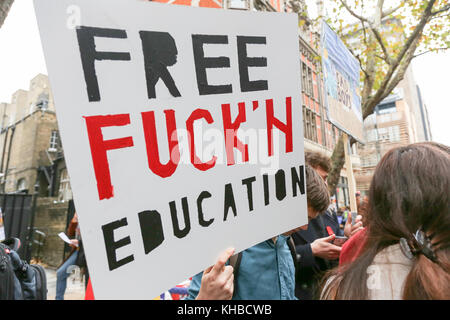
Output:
top-left (45, 267), bottom-right (86, 300)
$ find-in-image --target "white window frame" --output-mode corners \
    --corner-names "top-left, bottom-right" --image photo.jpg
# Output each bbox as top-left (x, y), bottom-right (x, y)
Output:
top-left (49, 130), bottom-right (59, 151)
top-left (227, 0), bottom-right (250, 10)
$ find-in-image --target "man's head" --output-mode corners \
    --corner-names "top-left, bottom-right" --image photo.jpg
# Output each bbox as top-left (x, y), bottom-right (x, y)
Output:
top-left (305, 165), bottom-right (330, 220)
top-left (305, 151), bottom-right (331, 184)
top-left (284, 165), bottom-right (330, 235)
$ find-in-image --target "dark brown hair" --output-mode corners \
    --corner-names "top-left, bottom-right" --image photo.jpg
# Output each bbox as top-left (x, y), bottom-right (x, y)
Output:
top-left (305, 165), bottom-right (330, 215)
top-left (305, 151), bottom-right (331, 173)
top-left (320, 142), bottom-right (450, 300)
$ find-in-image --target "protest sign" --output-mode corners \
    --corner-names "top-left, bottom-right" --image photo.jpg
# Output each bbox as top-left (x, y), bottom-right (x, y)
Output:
top-left (34, 0), bottom-right (306, 299)
top-left (321, 22), bottom-right (364, 142)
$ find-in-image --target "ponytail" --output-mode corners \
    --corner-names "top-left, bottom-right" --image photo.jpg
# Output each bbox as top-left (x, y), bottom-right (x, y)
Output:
top-left (403, 251), bottom-right (450, 299)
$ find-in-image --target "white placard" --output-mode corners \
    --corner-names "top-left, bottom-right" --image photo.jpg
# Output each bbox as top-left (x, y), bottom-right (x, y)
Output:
top-left (34, 0), bottom-right (306, 299)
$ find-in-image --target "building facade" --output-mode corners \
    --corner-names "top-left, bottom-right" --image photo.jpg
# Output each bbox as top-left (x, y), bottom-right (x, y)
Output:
top-left (355, 66), bottom-right (432, 194)
top-left (0, 74), bottom-right (71, 201)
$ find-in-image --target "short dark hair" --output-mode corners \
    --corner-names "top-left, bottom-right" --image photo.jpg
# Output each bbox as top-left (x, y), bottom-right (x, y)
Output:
top-left (305, 165), bottom-right (330, 215)
top-left (305, 151), bottom-right (331, 173)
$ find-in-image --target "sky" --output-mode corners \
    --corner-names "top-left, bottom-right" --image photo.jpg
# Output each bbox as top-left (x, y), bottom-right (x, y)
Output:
top-left (0, 0), bottom-right (448, 146)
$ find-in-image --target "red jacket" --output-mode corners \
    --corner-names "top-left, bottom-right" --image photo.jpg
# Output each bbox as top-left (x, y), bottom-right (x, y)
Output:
top-left (339, 228), bottom-right (367, 266)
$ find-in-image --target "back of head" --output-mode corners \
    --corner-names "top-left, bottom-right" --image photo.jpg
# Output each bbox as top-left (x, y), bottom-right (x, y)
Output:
top-left (372, 143), bottom-right (450, 300)
top-left (305, 151), bottom-right (331, 173)
top-left (321, 143), bottom-right (450, 300)
top-left (367, 143), bottom-right (449, 246)
top-left (305, 165), bottom-right (330, 216)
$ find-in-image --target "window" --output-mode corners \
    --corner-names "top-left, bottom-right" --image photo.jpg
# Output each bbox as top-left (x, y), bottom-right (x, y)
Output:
top-left (365, 129), bottom-right (375, 142)
top-left (49, 130), bottom-right (59, 151)
top-left (301, 59), bottom-right (328, 147)
top-left (361, 153), bottom-right (381, 167)
top-left (325, 121), bottom-right (334, 149)
top-left (364, 114), bottom-right (376, 126)
top-left (17, 178), bottom-right (27, 192)
top-left (377, 114), bottom-right (389, 123)
top-left (304, 106), bottom-right (312, 140)
top-left (377, 102), bottom-right (396, 114)
top-left (311, 112), bottom-right (317, 142)
top-left (302, 63), bottom-right (308, 93)
top-left (351, 143), bottom-right (358, 155)
top-left (227, 0), bottom-right (249, 9)
top-left (391, 112), bottom-right (400, 121)
top-left (9, 113), bottom-right (15, 126)
top-left (365, 125), bottom-right (400, 143)
top-left (36, 93), bottom-right (49, 110)
top-left (307, 67), bottom-right (313, 96)
top-left (303, 107), bottom-right (318, 143)
top-left (377, 127), bottom-right (389, 141)
top-left (303, 107), bottom-right (306, 138)
top-left (58, 169), bottom-right (72, 202)
top-left (389, 126), bottom-right (400, 142)
top-left (301, 62), bottom-right (315, 98)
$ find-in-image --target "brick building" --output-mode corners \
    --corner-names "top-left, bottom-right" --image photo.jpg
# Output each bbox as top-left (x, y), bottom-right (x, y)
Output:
top-left (0, 74), bottom-right (75, 266)
top-left (0, 74), bottom-right (71, 201)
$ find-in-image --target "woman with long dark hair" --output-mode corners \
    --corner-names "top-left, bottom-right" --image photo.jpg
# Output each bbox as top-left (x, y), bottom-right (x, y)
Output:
top-left (320, 142), bottom-right (450, 299)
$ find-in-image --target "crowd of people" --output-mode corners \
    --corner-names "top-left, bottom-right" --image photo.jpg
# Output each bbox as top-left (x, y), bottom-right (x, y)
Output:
top-left (185, 142), bottom-right (450, 300)
top-left (58, 142), bottom-right (449, 300)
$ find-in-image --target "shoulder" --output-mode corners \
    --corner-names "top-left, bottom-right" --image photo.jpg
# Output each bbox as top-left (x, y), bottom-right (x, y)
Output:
top-left (186, 271), bottom-right (203, 300)
top-left (340, 228), bottom-right (367, 266)
top-left (372, 243), bottom-right (413, 267)
top-left (368, 244), bottom-right (413, 300)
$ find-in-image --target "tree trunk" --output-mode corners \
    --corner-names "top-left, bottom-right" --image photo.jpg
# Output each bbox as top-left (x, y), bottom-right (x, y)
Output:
top-left (0, 0), bottom-right (14, 28)
top-left (327, 135), bottom-right (345, 194)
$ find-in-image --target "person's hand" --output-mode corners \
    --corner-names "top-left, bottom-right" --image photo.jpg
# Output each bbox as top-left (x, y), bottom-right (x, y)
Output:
top-left (70, 239), bottom-right (79, 248)
top-left (196, 247), bottom-right (235, 300)
top-left (310, 235), bottom-right (341, 260)
top-left (344, 213), bottom-right (363, 238)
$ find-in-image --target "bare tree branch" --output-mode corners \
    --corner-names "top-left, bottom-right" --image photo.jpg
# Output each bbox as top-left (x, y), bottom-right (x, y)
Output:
top-left (374, 53), bottom-right (390, 63)
top-left (338, 0), bottom-right (368, 23)
top-left (362, 0), bottom-right (437, 118)
top-left (382, 3), bottom-right (403, 18)
top-left (430, 12), bottom-right (450, 20)
top-left (367, 0), bottom-right (394, 65)
top-left (413, 47), bottom-right (450, 58)
top-left (379, 39), bottom-right (418, 104)
top-left (348, 47), bottom-right (369, 78)
top-left (369, 26), bottom-right (393, 64)
top-left (361, 20), bottom-right (370, 48)
top-left (432, 4), bottom-right (450, 16)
